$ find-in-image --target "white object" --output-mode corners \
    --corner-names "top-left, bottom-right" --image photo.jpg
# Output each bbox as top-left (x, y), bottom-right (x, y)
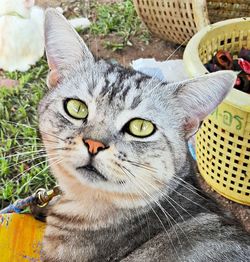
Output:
top-left (69, 17), bottom-right (91, 30)
top-left (55, 7), bottom-right (91, 30)
top-left (0, 0), bottom-right (45, 72)
top-left (131, 58), bottom-right (189, 82)
top-left (55, 7), bottom-right (64, 14)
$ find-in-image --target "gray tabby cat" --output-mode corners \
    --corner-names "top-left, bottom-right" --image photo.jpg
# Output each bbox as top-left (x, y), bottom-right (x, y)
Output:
top-left (39, 9), bottom-right (250, 262)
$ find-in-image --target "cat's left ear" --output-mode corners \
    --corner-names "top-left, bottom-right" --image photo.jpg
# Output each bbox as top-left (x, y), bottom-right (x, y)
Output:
top-left (168, 71), bottom-right (236, 138)
top-left (44, 8), bottom-right (94, 88)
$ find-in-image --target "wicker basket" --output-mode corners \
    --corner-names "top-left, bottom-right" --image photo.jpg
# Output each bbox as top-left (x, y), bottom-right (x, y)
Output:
top-left (183, 17), bottom-right (250, 205)
top-left (133, 0), bottom-right (250, 44)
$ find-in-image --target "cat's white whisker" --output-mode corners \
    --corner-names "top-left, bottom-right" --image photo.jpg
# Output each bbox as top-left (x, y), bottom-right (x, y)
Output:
top-left (117, 164), bottom-right (157, 242)
top-left (139, 37), bottom-right (188, 100)
top-left (41, 140), bottom-right (58, 144)
top-left (0, 149), bottom-right (46, 160)
top-left (1, 142), bottom-right (64, 158)
top-left (17, 157), bottom-right (63, 193)
top-left (5, 152), bottom-right (59, 170)
top-left (146, 80), bottom-right (165, 97)
top-left (141, 172), bottom-right (210, 213)
top-left (1, 143), bottom-right (42, 152)
top-left (1, 120), bottom-right (38, 130)
top-left (119, 165), bottom-right (182, 260)
top-left (171, 187), bottom-right (210, 213)
top-left (126, 160), bottom-right (205, 230)
top-left (118, 179), bottom-right (146, 233)
top-left (171, 176), bottom-right (209, 203)
top-left (164, 193), bottom-right (203, 227)
top-left (134, 172), bottom-right (193, 250)
top-left (3, 122), bottom-right (66, 143)
top-left (8, 155), bottom-right (60, 183)
top-left (123, 159), bottom-right (157, 172)
top-left (39, 130), bottom-right (65, 142)
top-left (136, 38), bottom-right (188, 93)
top-left (148, 178), bottom-right (204, 226)
top-left (2, 137), bottom-right (42, 142)
top-left (172, 175), bottom-right (207, 198)
top-left (166, 38), bottom-right (188, 61)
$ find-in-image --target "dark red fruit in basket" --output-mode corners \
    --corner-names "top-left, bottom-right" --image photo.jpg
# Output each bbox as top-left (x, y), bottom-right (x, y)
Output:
top-left (238, 58), bottom-right (250, 74)
top-left (213, 50), bottom-right (233, 69)
top-left (204, 62), bottom-right (221, 72)
top-left (241, 75), bottom-right (250, 93)
top-left (233, 59), bottom-right (243, 71)
top-left (239, 47), bottom-right (250, 62)
top-left (204, 48), bottom-right (250, 95)
top-left (235, 77), bottom-right (241, 86)
top-left (235, 74), bottom-right (250, 93)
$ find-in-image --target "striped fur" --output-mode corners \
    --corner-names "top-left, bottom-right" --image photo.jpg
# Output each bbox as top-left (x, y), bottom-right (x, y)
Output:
top-left (38, 9), bottom-right (250, 262)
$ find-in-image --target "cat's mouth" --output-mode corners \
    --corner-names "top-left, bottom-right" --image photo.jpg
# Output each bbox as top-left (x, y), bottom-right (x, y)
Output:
top-left (76, 164), bottom-right (107, 182)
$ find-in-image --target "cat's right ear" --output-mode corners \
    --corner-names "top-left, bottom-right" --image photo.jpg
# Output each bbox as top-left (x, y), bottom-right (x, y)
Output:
top-left (44, 8), bottom-right (94, 88)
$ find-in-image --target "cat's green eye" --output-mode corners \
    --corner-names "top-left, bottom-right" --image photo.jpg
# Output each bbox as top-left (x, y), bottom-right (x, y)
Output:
top-left (65, 99), bottom-right (88, 120)
top-left (128, 119), bottom-right (155, 137)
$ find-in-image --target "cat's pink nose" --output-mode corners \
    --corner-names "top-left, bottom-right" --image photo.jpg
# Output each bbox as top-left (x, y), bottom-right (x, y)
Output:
top-left (84, 139), bottom-right (106, 155)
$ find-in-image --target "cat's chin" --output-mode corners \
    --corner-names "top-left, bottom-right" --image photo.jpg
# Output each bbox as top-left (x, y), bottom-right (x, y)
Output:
top-left (76, 164), bottom-right (108, 182)
top-left (75, 166), bottom-right (127, 187)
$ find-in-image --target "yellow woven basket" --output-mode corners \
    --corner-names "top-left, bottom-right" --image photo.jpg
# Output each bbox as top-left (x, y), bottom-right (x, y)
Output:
top-left (133, 0), bottom-right (250, 44)
top-left (183, 17), bottom-right (250, 205)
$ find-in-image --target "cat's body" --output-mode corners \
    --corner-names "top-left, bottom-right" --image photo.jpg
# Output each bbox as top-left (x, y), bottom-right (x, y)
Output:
top-left (0, 0), bottom-right (44, 71)
top-left (39, 9), bottom-right (250, 262)
top-left (42, 171), bottom-right (250, 262)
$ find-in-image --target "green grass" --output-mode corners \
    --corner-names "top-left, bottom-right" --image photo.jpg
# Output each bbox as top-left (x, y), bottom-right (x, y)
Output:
top-left (89, 0), bottom-right (150, 51)
top-left (0, 59), bottom-right (56, 209)
top-left (0, 0), bottom-right (149, 209)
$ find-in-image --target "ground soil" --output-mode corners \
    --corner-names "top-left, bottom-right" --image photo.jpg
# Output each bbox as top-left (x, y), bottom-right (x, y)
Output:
top-left (36, 0), bottom-right (250, 232)
top-left (84, 34), bottom-right (183, 66)
top-left (37, 0), bottom-right (183, 65)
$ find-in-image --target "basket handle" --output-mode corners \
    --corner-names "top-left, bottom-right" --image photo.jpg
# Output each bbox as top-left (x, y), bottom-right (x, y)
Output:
top-left (193, 0), bottom-right (210, 30)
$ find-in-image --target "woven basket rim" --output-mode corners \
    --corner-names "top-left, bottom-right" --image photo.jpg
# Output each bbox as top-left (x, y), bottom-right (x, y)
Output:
top-left (183, 17), bottom-right (250, 112)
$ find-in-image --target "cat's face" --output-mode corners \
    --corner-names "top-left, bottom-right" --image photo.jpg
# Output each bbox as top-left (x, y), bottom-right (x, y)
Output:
top-left (39, 9), bottom-right (236, 208)
top-left (0, 0), bottom-right (34, 17)
top-left (39, 59), bottom-right (180, 200)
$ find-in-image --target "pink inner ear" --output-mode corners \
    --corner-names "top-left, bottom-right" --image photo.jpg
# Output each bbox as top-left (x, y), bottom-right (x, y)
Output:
top-left (184, 117), bottom-right (200, 139)
top-left (47, 59), bottom-right (60, 88)
top-left (24, 0), bottom-right (35, 8)
top-left (47, 70), bottom-right (60, 88)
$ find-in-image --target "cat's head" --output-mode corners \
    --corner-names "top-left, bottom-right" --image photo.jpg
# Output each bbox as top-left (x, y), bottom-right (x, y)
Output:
top-left (39, 9), bottom-right (236, 208)
top-left (0, 0), bottom-right (34, 17)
